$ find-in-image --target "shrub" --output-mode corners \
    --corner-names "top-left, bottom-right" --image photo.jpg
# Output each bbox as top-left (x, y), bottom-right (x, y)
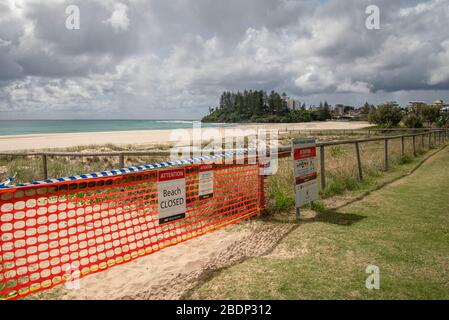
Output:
top-left (404, 114), bottom-right (424, 128)
top-left (436, 114), bottom-right (449, 128)
top-left (368, 103), bottom-right (403, 128)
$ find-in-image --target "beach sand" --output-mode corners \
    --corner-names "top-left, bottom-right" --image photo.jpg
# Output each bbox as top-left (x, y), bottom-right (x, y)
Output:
top-left (0, 121), bottom-right (370, 152)
top-left (33, 220), bottom-right (296, 300)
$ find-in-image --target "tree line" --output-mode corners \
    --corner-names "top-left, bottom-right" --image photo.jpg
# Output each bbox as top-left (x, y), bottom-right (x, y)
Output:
top-left (201, 90), bottom-right (449, 128)
top-left (202, 90), bottom-right (331, 123)
top-left (368, 103), bottom-right (449, 128)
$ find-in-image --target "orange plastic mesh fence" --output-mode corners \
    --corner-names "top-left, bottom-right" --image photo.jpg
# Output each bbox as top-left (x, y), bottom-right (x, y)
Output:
top-left (0, 163), bottom-right (263, 299)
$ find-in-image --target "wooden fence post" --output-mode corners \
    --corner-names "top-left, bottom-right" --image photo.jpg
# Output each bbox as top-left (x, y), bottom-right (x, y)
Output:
top-left (259, 171), bottom-right (266, 215)
top-left (320, 145), bottom-right (326, 190)
top-left (119, 154), bottom-right (125, 168)
top-left (429, 132), bottom-right (432, 148)
top-left (412, 135), bottom-right (416, 157)
top-left (384, 139), bottom-right (389, 171)
top-left (355, 142), bottom-right (363, 181)
top-left (42, 154), bottom-right (48, 180)
top-left (401, 136), bottom-right (405, 156)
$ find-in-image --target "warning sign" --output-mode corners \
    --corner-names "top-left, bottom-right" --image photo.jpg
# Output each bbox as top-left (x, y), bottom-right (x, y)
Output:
top-left (292, 138), bottom-right (319, 207)
top-left (158, 168), bottom-right (186, 224)
top-left (199, 164), bottom-right (214, 200)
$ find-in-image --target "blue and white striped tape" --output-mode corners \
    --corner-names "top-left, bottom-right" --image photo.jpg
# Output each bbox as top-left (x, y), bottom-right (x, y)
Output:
top-left (0, 148), bottom-right (255, 189)
top-left (0, 176), bottom-right (15, 188)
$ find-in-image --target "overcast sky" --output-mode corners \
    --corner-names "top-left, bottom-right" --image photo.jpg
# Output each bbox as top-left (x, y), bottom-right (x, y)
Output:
top-left (1, 0), bottom-right (449, 120)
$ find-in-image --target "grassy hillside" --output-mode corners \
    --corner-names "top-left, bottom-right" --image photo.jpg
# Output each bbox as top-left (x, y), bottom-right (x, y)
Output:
top-left (190, 146), bottom-right (449, 299)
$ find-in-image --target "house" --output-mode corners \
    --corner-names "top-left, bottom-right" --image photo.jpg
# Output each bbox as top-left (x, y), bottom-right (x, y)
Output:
top-left (432, 100), bottom-right (444, 108)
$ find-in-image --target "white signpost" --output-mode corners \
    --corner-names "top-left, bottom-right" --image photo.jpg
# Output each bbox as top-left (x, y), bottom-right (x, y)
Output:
top-left (158, 168), bottom-right (187, 224)
top-left (198, 164), bottom-right (214, 200)
top-left (292, 138), bottom-right (319, 220)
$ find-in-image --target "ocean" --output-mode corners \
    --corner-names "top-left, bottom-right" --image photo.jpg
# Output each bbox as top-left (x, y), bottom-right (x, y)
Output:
top-left (0, 120), bottom-right (232, 136)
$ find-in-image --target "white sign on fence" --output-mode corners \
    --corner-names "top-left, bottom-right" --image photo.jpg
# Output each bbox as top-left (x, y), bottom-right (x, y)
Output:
top-left (292, 138), bottom-right (319, 208)
top-left (199, 164), bottom-right (214, 200)
top-left (158, 168), bottom-right (186, 224)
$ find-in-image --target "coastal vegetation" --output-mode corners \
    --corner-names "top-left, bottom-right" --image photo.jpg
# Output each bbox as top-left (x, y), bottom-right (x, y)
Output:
top-left (368, 102), bottom-right (449, 128)
top-left (201, 90), bottom-right (331, 123)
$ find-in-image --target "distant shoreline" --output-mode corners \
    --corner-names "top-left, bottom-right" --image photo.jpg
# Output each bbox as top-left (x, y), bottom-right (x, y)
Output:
top-left (0, 121), bottom-right (371, 152)
top-left (0, 119), bottom-right (233, 136)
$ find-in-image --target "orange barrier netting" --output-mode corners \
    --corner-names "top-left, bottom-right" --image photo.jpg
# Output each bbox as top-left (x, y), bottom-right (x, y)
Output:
top-left (0, 163), bottom-right (264, 299)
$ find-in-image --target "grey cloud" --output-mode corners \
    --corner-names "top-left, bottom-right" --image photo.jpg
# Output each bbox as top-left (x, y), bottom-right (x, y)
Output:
top-left (0, 0), bottom-right (449, 119)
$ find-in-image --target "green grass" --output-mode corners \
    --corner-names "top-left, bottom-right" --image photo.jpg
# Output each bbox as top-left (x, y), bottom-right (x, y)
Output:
top-left (190, 146), bottom-right (449, 299)
top-left (266, 138), bottom-right (441, 212)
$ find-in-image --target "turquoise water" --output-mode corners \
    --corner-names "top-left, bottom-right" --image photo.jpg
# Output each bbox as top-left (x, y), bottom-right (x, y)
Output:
top-left (0, 120), bottom-right (232, 136)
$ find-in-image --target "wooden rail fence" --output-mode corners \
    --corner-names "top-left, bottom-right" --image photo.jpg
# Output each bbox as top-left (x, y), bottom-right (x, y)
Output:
top-left (0, 129), bottom-right (448, 188)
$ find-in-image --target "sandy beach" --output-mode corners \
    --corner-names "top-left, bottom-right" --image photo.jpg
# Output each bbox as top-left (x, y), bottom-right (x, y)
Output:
top-left (0, 121), bottom-right (370, 152)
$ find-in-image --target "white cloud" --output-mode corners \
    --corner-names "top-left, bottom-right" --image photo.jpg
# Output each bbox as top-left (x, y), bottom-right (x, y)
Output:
top-left (336, 80), bottom-right (372, 94)
top-left (0, 38), bottom-right (11, 47)
top-left (103, 3), bottom-right (130, 33)
top-left (399, 0), bottom-right (444, 17)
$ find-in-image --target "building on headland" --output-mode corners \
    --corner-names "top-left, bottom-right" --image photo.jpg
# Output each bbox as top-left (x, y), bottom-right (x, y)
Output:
top-left (407, 101), bottom-right (427, 113)
top-left (432, 100), bottom-right (445, 108)
top-left (334, 104), bottom-right (345, 116)
top-left (332, 104), bottom-right (358, 120)
top-left (282, 96), bottom-right (301, 110)
top-left (407, 100), bottom-right (449, 113)
top-left (434, 100), bottom-right (449, 113)
top-left (388, 101), bottom-right (400, 107)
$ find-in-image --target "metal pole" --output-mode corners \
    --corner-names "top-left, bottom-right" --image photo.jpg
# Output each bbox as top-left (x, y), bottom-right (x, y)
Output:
top-left (320, 145), bottom-right (326, 190)
top-left (355, 142), bottom-right (363, 181)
